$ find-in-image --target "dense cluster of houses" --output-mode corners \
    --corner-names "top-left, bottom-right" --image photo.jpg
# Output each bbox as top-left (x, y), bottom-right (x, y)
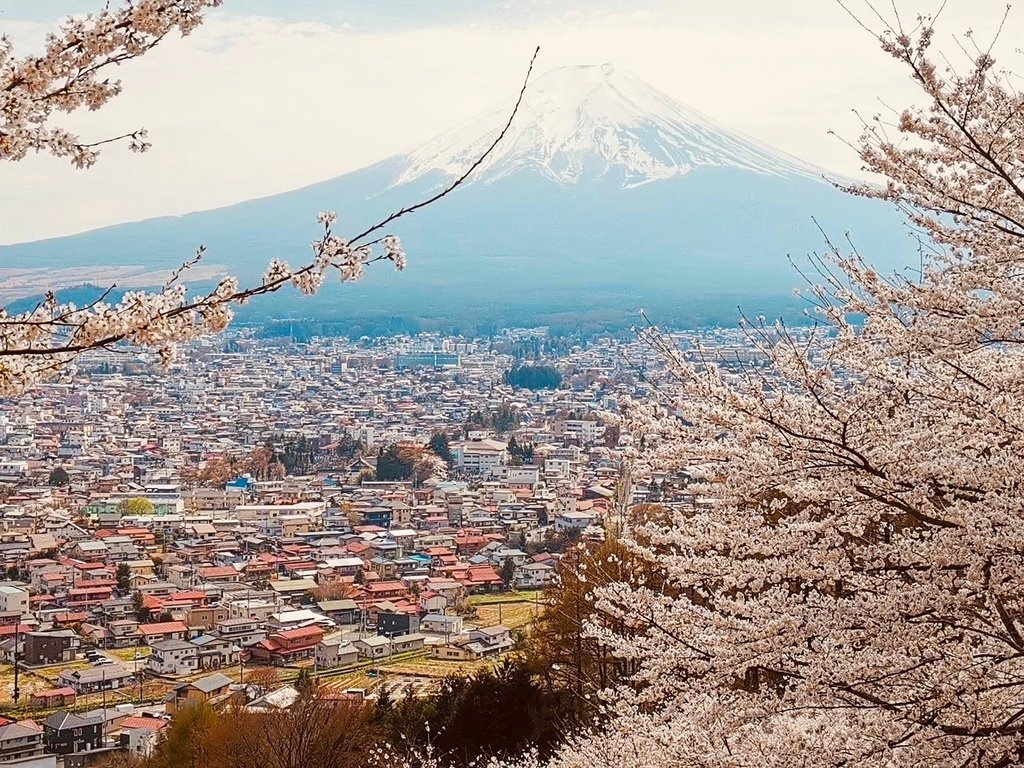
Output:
top-left (0, 330), bottom-right (713, 767)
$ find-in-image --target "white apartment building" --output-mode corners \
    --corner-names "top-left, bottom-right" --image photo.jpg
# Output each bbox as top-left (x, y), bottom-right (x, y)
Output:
top-left (554, 419), bottom-right (602, 443)
top-left (233, 501), bottom-right (326, 536)
top-left (0, 585), bottom-right (29, 616)
top-left (451, 439), bottom-right (507, 475)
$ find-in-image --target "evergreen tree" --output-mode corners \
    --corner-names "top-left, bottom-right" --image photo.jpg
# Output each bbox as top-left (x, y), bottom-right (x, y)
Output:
top-left (116, 563), bottom-right (131, 594)
top-left (500, 558), bottom-right (516, 589)
top-left (376, 445), bottom-right (414, 481)
top-left (428, 431), bottom-right (454, 466)
top-left (132, 592), bottom-right (150, 622)
top-left (48, 466), bottom-right (70, 486)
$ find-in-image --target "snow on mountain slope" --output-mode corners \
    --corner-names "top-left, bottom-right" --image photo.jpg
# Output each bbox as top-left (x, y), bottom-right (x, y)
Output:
top-left (397, 63), bottom-right (829, 189)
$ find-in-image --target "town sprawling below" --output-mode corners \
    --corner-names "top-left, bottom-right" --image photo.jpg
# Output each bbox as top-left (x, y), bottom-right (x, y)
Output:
top-left (0, 326), bottom-right (737, 765)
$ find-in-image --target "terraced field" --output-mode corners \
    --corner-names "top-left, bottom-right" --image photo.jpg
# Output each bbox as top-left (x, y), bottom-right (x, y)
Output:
top-left (468, 590), bottom-right (541, 605)
top-left (471, 601), bottom-right (538, 630)
top-left (0, 591), bottom-right (547, 714)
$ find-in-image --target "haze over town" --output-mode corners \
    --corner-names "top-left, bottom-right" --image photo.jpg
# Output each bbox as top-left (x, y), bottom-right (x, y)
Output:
top-left (3, 2), bottom-right (1024, 768)
top-left (0, 0), bottom-right (1011, 243)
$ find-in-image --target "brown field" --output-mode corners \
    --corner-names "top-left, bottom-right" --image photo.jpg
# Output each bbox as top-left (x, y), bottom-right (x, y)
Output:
top-left (471, 601), bottom-right (538, 630)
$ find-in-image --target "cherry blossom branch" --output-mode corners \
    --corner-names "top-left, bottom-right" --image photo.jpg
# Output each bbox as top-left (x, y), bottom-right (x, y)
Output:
top-left (0, 40), bottom-right (542, 393)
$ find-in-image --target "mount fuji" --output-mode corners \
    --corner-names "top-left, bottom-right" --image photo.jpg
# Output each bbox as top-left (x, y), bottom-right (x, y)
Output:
top-left (398, 63), bottom-right (825, 189)
top-left (2, 64), bottom-right (913, 330)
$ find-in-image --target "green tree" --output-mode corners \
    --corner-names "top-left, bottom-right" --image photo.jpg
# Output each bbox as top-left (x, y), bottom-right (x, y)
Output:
top-left (295, 666), bottom-right (314, 691)
top-left (503, 364), bottom-right (562, 390)
top-left (374, 657), bottom-right (573, 764)
top-left (149, 701), bottom-right (217, 768)
top-left (116, 563), bottom-right (131, 594)
top-left (428, 431), bottom-right (454, 466)
top-left (117, 496), bottom-right (155, 516)
top-left (48, 466), bottom-right (70, 486)
top-left (500, 558), bottom-right (516, 589)
top-left (375, 445), bottom-right (414, 481)
top-left (132, 592), bottom-right (150, 622)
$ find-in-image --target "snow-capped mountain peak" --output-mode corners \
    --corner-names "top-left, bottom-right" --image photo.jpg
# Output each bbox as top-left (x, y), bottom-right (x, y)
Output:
top-left (396, 64), bottom-right (827, 189)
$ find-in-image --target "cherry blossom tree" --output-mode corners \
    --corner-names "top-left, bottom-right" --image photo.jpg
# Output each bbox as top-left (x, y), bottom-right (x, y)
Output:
top-left (0, 1), bottom-right (538, 395)
top-left (524, 10), bottom-right (1024, 768)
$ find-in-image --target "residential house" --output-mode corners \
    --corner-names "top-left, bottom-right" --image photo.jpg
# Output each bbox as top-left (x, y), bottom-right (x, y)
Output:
top-left (117, 716), bottom-right (168, 758)
top-left (0, 720), bottom-right (49, 767)
top-left (316, 599), bottom-right (360, 625)
top-left (137, 621), bottom-right (189, 646)
top-left (190, 635), bottom-right (239, 670)
top-left (377, 612), bottom-right (420, 638)
top-left (354, 635), bottom-right (392, 660)
top-left (467, 625), bottom-right (514, 657)
top-left (0, 585), bottom-right (29, 615)
top-left (187, 606), bottom-right (229, 630)
top-left (420, 614), bottom-right (464, 636)
top-left (29, 687), bottom-right (76, 710)
top-left (248, 626), bottom-right (324, 665)
top-left (23, 630), bottom-right (80, 666)
top-left (391, 632), bottom-right (426, 654)
top-left (65, 585), bottom-right (114, 609)
top-left (554, 509), bottom-right (597, 533)
top-left (164, 672), bottom-right (235, 715)
top-left (105, 619), bottom-right (140, 648)
top-left (514, 561), bottom-right (555, 590)
top-left (433, 625), bottom-right (514, 661)
top-left (147, 640), bottom-right (199, 676)
top-left (213, 618), bottom-right (265, 648)
top-left (314, 635), bottom-right (358, 669)
top-left (42, 712), bottom-right (103, 755)
top-left (58, 665), bottom-right (135, 694)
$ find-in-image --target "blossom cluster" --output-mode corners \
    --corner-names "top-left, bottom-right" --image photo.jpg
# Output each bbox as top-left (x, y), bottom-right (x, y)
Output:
top-left (479, 16), bottom-right (1024, 768)
top-left (0, 217), bottom-right (407, 395)
top-left (1, 0), bottom-right (222, 167)
top-left (0, 2), bottom-right (417, 396)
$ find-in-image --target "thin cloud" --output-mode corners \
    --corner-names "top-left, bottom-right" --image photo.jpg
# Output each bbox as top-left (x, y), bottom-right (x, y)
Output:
top-left (0, 1), bottom-right (1012, 243)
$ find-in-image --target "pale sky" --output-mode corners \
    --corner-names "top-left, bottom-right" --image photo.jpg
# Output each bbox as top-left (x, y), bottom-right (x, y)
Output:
top-left (0, 0), bottom-right (1016, 244)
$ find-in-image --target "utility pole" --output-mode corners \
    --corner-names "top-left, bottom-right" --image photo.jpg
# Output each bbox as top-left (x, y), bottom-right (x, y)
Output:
top-left (612, 460), bottom-right (633, 539)
top-left (135, 638), bottom-right (142, 703)
top-left (11, 624), bottom-right (20, 706)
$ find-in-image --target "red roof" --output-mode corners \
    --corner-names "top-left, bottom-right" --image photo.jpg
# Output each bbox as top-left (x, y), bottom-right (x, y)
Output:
top-left (54, 612), bottom-right (89, 624)
top-left (138, 621), bottom-right (188, 635)
top-left (354, 525), bottom-right (386, 533)
top-left (275, 626), bottom-right (325, 642)
top-left (120, 717), bottom-right (168, 731)
top-left (169, 591), bottom-right (207, 601)
top-left (69, 586), bottom-right (113, 596)
top-left (73, 562), bottom-right (108, 571)
top-left (31, 686), bottom-right (75, 699)
top-left (197, 566), bottom-right (237, 579)
top-left (364, 580), bottom-right (406, 593)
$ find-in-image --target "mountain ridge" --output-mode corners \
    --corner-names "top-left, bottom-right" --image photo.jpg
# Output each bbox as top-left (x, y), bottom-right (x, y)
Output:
top-left (396, 63), bottom-right (830, 190)
top-left (1, 65), bottom-right (912, 327)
